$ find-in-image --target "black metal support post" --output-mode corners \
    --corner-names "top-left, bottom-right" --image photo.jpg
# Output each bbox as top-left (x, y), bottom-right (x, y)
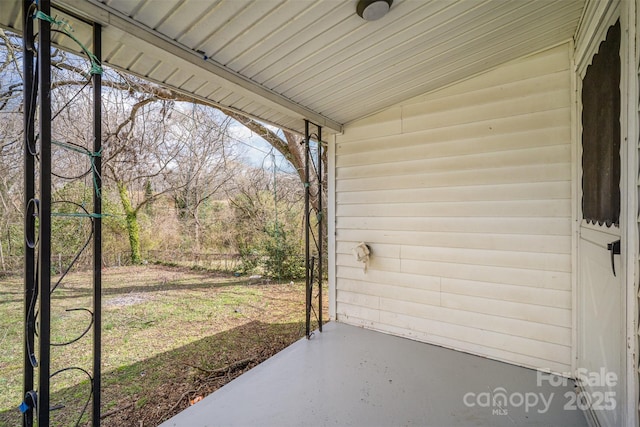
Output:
top-left (304, 120), bottom-right (324, 338)
top-left (37, 1), bottom-right (53, 424)
top-left (22, 4), bottom-right (103, 424)
top-left (304, 121), bottom-right (311, 338)
top-left (317, 126), bottom-right (323, 332)
top-left (92, 22), bottom-right (102, 426)
top-left (22, 1), bottom-right (36, 426)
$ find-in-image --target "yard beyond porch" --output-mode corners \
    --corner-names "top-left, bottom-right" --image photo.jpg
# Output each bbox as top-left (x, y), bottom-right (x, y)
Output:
top-left (161, 322), bottom-right (587, 427)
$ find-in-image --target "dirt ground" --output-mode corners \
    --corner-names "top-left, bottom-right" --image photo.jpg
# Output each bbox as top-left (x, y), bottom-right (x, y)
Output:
top-left (105, 321), bottom-right (305, 427)
top-left (98, 266), bottom-right (325, 427)
top-left (0, 265), bottom-right (326, 427)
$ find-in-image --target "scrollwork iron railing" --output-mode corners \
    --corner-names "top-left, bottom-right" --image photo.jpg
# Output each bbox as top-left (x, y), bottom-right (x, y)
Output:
top-left (304, 120), bottom-right (324, 338)
top-left (21, 1), bottom-right (102, 425)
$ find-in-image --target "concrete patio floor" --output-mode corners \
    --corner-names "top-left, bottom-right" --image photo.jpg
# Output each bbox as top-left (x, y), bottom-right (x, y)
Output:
top-left (161, 322), bottom-right (587, 427)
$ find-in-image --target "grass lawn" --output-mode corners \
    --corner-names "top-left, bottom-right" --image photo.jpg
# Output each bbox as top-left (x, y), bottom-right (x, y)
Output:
top-left (0, 265), bottom-right (325, 426)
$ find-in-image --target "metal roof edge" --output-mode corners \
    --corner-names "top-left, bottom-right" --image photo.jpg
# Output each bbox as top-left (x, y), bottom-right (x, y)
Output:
top-left (55, 0), bottom-right (343, 133)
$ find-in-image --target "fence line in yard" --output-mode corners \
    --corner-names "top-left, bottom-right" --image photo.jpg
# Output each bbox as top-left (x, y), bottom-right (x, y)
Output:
top-left (145, 250), bottom-right (244, 271)
top-left (0, 251), bottom-right (247, 275)
top-left (0, 255), bottom-right (21, 273)
top-left (1, 250), bottom-right (308, 275)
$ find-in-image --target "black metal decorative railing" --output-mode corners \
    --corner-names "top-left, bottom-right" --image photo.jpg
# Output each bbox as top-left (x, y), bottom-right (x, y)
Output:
top-left (21, 1), bottom-right (102, 425)
top-left (304, 120), bottom-right (324, 338)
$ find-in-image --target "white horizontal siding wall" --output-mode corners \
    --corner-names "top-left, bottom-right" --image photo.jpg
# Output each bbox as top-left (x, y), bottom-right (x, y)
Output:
top-left (333, 44), bottom-right (573, 373)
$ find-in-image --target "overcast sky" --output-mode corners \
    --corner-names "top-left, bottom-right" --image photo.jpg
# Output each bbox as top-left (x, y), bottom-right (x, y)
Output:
top-left (228, 119), bottom-right (293, 174)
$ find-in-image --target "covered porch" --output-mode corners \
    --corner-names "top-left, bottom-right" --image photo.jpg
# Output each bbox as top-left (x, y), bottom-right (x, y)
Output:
top-left (161, 322), bottom-right (587, 427)
top-left (2, 0), bottom-right (639, 425)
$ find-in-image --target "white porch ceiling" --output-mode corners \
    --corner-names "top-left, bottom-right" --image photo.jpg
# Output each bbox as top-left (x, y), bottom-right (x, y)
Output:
top-left (0, 0), bottom-right (586, 136)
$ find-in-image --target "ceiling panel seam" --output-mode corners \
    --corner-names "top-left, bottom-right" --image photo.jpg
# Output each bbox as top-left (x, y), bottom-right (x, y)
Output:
top-left (57, 0), bottom-right (343, 132)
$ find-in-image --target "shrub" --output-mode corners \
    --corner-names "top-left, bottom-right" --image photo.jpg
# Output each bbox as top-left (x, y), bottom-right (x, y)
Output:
top-left (261, 225), bottom-right (304, 280)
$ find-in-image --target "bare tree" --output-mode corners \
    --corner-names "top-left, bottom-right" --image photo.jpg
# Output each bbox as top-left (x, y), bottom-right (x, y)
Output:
top-left (167, 105), bottom-right (236, 251)
top-left (0, 30), bottom-right (26, 270)
top-left (0, 29), bottom-right (326, 266)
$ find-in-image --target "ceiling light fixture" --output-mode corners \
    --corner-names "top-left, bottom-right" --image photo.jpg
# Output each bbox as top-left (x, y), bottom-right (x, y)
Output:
top-left (356, 0), bottom-right (393, 21)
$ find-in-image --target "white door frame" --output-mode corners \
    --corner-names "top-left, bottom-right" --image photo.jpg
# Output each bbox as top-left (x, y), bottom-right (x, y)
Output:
top-left (574, 0), bottom-right (638, 425)
top-left (622, 0), bottom-right (639, 424)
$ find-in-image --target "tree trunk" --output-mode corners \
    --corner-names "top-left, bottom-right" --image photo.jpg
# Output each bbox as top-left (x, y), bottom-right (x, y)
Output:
top-left (193, 204), bottom-right (201, 252)
top-left (117, 181), bottom-right (142, 264)
top-left (0, 235), bottom-right (4, 271)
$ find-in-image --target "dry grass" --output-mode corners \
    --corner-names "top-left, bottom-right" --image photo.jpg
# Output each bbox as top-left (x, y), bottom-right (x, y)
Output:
top-left (0, 265), bottom-right (326, 426)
